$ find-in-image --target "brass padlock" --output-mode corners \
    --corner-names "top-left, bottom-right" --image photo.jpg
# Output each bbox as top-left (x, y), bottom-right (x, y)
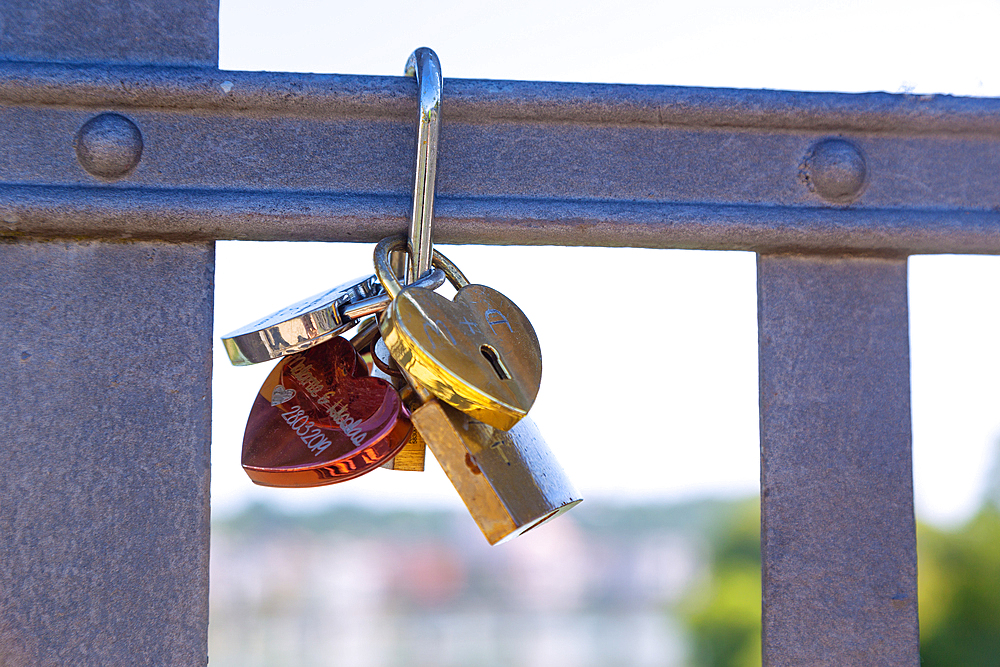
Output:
top-left (371, 337), bottom-right (426, 471)
top-left (381, 428), bottom-right (427, 471)
top-left (400, 377), bottom-right (581, 545)
top-left (374, 235), bottom-right (543, 431)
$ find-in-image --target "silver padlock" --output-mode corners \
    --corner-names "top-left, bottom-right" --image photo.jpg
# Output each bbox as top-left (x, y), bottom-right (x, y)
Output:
top-left (221, 269), bottom-right (444, 366)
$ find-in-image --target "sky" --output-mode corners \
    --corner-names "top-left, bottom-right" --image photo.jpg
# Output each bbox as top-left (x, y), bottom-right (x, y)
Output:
top-left (212, 0), bottom-right (1000, 526)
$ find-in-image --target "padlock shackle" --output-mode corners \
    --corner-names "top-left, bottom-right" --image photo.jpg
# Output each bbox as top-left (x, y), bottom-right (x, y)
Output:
top-left (404, 47), bottom-right (443, 284)
top-left (374, 235), bottom-right (469, 299)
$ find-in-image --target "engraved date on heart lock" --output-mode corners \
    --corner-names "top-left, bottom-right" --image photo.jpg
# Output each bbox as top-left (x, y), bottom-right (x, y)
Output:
top-left (242, 336), bottom-right (411, 487)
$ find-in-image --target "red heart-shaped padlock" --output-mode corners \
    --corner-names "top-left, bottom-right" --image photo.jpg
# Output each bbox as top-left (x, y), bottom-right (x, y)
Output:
top-left (242, 337), bottom-right (411, 487)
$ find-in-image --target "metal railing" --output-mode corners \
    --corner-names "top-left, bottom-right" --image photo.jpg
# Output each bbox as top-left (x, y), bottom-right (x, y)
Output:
top-left (2, 1), bottom-right (997, 664)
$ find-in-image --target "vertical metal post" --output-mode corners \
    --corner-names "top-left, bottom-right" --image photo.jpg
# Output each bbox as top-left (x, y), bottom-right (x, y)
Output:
top-left (758, 253), bottom-right (919, 666)
top-left (0, 2), bottom-right (217, 664)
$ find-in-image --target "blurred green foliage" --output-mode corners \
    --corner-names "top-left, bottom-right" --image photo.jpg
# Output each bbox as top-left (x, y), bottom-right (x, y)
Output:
top-left (919, 505), bottom-right (1000, 666)
top-left (679, 499), bottom-right (761, 667)
top-left (678, 495), bottom-right (1000, 667)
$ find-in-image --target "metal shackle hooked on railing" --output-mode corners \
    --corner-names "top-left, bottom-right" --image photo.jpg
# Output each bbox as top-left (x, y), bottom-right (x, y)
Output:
top-left (404, 47), bottom-right (443, 284)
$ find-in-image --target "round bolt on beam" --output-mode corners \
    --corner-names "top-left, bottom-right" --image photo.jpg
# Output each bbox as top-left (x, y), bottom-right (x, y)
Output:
top-left (75, 113), bottom-right (143, 179)
top-left (801, 138), bottom-right (867, 204)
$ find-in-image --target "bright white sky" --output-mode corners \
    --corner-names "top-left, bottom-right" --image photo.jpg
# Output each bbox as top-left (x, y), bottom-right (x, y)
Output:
top-left (213, 0), bottom-right (1000, 526)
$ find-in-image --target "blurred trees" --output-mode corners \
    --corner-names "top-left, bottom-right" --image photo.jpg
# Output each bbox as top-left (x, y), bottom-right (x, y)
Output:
top-left (679, 495), bottom-right (1000, 667)
top-left (679, 499), bottom-right (760, 667)
top-left (213, 463), bottom-right (1000, 666)
top-left (919, 505), bottom-right (1000, 666)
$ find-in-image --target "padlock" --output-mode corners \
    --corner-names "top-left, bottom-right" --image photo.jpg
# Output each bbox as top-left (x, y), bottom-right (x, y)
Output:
top-left (398, 375), bottom-right (581, 545)
top-left (221, 269), bottom-right (444, 366)
top-left (222, 274), bottom-right (382, 366)
top-left (371, 46), bottom-right (443, 473)
top-left (349, 316), bottom-right (381, 373)
top-left (371, 336), bottom-right (426, 471)
top-left (373, 235), bottom-right (543, 431)
top-left (380, 423), bottom-right (427, 471)
top-left (241, 335), bottom-right (412, 487)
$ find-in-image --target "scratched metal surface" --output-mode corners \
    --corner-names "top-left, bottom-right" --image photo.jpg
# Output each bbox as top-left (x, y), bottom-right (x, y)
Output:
top-left (758, 254), bottom-right (918, 666)
top-left (0, 0), bottom-right (217, 66)
top-left (0, 2), bottom-right (216, 665)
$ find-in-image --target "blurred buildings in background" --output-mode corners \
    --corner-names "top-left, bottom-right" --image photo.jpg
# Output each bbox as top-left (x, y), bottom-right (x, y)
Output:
top-left (209, 501), bottom-right (740, 667)
top-left (210, 484), bottom-right (1000, 667)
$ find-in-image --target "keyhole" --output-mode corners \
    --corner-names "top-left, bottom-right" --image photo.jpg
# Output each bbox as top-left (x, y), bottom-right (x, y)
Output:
top-left (480, 344), bottom-right (511, 381)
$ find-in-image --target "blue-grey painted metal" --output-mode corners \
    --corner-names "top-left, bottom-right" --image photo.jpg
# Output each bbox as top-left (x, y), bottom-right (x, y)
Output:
top-left (0, 241), bottom-right (214, 666)
top-left (0, 0), bottom-right (217, 66)
top-left (1, 1), bottom-right (216, 665)
top-left (758, 254), bottom-right (918, 666)
top-left (0, 0), bottom-right (988, 664)
top-left (0, 62), bottom-right (998, 253)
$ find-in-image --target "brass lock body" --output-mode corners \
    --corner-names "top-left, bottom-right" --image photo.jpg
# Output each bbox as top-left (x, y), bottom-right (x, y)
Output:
top-left (374, 235), bottom-right (542, 431)
top-left (410, 398), bottom-right (581, 545)
top-left (370, 336), bottom-right (426, 471)
top-left (381, 428), bottom-right (427, 471)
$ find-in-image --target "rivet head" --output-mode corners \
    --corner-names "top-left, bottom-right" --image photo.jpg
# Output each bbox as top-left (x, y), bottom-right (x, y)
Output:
top-left (75, 113), bottom-right (143, 179)
top-left (802, 139), bottom-right (867, 203)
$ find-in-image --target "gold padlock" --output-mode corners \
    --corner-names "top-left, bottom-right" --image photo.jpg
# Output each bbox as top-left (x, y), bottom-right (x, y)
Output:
top-left (381, 427), bottom-right (427, 471)
top-left (374, 235), bottom-right (543, 431)
top-left (370, 336), bottom-right (426, 471)
top-left (399, 374), bottom-right (581, 545)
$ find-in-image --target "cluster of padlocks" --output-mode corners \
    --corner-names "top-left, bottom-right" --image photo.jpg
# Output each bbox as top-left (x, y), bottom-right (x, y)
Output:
top-left (221, 49), bottom-right (581, 545)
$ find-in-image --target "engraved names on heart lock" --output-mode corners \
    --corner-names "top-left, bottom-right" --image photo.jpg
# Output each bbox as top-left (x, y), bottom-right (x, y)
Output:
top-left (242, 336), bottom-right (412, 487)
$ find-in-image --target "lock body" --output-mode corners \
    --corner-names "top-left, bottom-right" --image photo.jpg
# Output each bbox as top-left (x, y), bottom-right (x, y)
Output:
top-left (412, 399), bottom-right (581, 544)
top-left (370, 335), bottom-right (427, 471)
top-left (381, 284), bottom-right (542, 431)
top-left (222, 274), bottom-right (383, 365)
top-left (221, 270), bottom-right (445, 366)
top-left (241, 336), bottom-right (412, 487)
top-left (381, 428), bottom-right (427, 471)
top-left (373, 236), bottom-right (543, 431)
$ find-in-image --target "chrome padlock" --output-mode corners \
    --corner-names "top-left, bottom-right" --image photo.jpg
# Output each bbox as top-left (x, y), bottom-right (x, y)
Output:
top-left (401, 381), bottom-right (581, 545)
top-left (373, 235), bottom-right (543, 431)
top-left (369, 46), bottom-right (442, 473)
top-left (221, 269), bottom-right (444, 366)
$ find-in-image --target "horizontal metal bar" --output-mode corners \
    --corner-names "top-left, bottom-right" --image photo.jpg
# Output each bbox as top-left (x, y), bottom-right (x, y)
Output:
top-left (1, 62), bottom-right (998, 252)
top-left (3, 186), bottom-right (1000, 254)
top-left (4, 62), bottom-right (999, 133)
